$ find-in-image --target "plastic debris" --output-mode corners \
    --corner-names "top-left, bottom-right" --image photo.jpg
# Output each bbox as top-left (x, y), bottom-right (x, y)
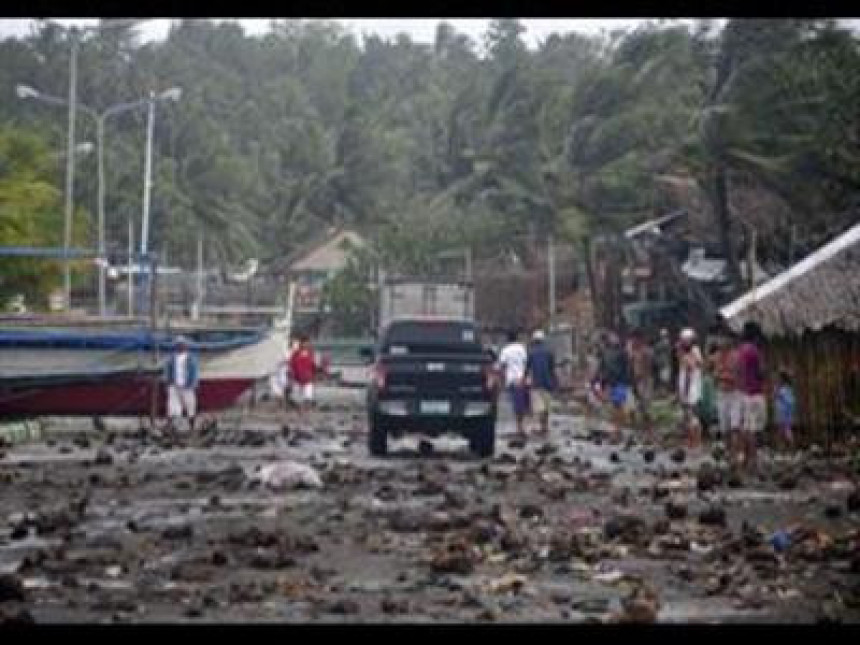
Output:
top-left (254, 461), bottom-right (323, 490)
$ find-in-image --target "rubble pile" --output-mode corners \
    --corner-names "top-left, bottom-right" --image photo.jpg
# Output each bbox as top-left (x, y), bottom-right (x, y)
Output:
top-left (0, 398), bottom-right (858, 623)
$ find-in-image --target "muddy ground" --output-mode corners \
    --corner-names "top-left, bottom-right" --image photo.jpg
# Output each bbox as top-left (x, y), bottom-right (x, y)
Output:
top-left (1, 385), bottom-right (858, 623)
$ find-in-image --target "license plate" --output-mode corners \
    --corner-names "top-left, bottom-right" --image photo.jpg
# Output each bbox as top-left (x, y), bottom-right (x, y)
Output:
top-left (426, 362), bottom-right (445, 372)
top-left (420, 400), bottom-right (450, 414)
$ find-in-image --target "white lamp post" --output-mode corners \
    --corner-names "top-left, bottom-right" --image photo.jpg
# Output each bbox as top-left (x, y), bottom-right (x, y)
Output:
top-left (16, 85), bottom-right (180, 316)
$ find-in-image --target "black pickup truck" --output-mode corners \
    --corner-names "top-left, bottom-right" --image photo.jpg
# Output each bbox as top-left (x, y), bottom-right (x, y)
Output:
top-left (364, 318), bottom-right (499, 457)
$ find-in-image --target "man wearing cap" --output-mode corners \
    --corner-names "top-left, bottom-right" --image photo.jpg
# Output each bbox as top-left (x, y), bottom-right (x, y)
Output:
top-left (526, 329), bottom-right (558, 436)
top-left (677, 327), bottom-right (704, 450)
top-left (165, 337), bottom-right (200, 433)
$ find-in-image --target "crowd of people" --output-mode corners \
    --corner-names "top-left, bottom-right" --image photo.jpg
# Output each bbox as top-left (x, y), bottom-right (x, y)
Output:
top-left (163, 318), bottom-right (796, 473)
top-left (584, 319), bottom-right (795, 474)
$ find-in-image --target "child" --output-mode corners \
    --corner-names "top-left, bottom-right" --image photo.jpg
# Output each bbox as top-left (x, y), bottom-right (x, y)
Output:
top-left (774, 370), bottom-right (796, 452)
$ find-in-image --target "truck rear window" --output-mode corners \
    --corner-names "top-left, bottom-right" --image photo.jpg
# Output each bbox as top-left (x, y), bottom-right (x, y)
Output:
top-left (382, 321), bottom-right (481, 354)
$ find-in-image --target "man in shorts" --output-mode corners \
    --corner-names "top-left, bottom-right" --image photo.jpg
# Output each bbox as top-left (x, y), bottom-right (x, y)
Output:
top-left (737, 321), bottom-right (767, 474)
top-left (628, 329), bottom-right (656, 443)
top-left (710, 330), bottom-right (742, 463)
top-left (165, 337), bottom-right (200, 433)
top-left (601, 332), bottom-right (632, 444)
top-left (499, 329), bottom-right (529, 439)
top-left (289, 334), bottom-right (318, 417)
top-left (526, 329), bottom-right (558, 436)
top-left (677, 328), bottom-right (704, 450)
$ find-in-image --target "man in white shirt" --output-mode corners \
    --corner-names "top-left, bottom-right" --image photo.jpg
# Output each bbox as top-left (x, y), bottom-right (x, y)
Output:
top-left (498, 329), bottom-right (529, 438)
top-left (166, 337), bottom-right (200, 433)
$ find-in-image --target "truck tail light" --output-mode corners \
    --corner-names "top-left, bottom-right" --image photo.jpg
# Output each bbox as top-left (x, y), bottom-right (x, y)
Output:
top-left (372, 363), bottom-right (387, 390)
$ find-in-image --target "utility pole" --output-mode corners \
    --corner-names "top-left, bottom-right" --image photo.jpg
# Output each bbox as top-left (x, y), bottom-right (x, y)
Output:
top-left (63, 38), bottom-right (78, 309)
top-left (128, 218), bottom-right (134, 318)
top-left (464, 246), bottom-right (473, 282)
top-left (141, 93), bottom-right (156, 258)
top-left (195, 229), bottom-right (204, 321)
top-left (748, 227), bottom-right (757, 290)
top-left (96, 115), bottom-right (106, 316)
top-left (548, 234), bottom-right (556, 328)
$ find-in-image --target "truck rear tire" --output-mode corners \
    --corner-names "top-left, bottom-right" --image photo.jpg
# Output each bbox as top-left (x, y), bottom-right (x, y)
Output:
top-left (368, 414), bottom-right (388, 457)
top-left (469, 418), bottom-right (496, 458)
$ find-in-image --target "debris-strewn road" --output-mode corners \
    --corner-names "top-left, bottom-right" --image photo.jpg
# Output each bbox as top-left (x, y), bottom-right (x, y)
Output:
top-left (1, 385), bottom-right (858, 623)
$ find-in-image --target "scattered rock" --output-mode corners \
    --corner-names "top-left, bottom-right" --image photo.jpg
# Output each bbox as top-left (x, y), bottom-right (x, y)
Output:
top-left (518, 504), bottom-right (544, 521)
top-left (778, 476), bottom-right (797, 491)
top-left (374, 485), bottom-right (398, 502)
top-left (696, 463), bottom-right (721, 492)
top-left (664, 501), bottom-right (687, 520)
top-left (609, 452), bottom-right (620, 464)
top-left (431, 539), bottom-right (475, 574)
top-left (93, 448), bottom-right (113, 466)
top-left (413, 480), bottom-right (445, 496)
top-left (671, 448), bottom-right (686, 464)
top-left (73, 435), bottom-right (91, 449)
top-left (848, 490), bottom-right (860, 513)
top-left (381, 596), bottom-right (408, 614)
top-left (550, 590), bottom-right (572, 604)
top-left (604, 514), bottom-right (649, 544)
top-left (10, 525), bottom-right (28, 541)
top-left (162, 524), bottom-right (194, 540)
top-left (0, 574), bottom-right (26, 603)
top-left (742, 521), bottom-right (764, 548)
top-left (698, 505), bottom-right (726, 527)
top-left (418, 439), bottom-right (434, 456)
top-left (824, 505), bottom-right (842, 519)
top-left (508, 437), bottom-right (526, 450)
top-left (0, 608), bottom-right (35, 624)
top-left (441, 490), bottom-right (467, 510)
top-left (535, 443), bottom-right (557, 457)
top-left (210, 551), bottom-right (228, 566)
top-left (641, 449), bottom-right (656, 463)
top-left (616, 582), bottom-right (660, 623)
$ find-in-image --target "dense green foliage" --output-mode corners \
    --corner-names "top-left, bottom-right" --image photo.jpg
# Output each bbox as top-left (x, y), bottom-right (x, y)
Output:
top-left (0, 19), bottom-right (857, 305)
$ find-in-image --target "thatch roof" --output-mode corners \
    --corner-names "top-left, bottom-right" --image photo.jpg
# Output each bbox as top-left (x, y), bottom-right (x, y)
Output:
top-left (720, 222), bottom-right (860, 337)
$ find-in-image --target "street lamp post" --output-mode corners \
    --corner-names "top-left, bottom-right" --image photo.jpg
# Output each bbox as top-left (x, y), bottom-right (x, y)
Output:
top-left (140, 87), bottom-right (182, 259)
top-left (63, 39), bottom-right (77, 309)
top-left (16, 86), bottom-right (180, 316)
top-left (16, 19), bottom-right (149, 314)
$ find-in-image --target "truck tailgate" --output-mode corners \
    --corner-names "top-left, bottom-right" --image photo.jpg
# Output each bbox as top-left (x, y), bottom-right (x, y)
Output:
top-left (380, 353), bottom-right (489, 397)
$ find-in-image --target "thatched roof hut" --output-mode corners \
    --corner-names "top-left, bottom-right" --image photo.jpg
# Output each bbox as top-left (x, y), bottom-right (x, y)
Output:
top-left (720, 222), bottom-right (860, 442)
top-left (721, 222), bottom-right (860, 337)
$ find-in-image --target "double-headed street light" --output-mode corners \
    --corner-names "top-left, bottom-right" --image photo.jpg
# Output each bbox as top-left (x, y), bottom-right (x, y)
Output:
top-left (16, 84), bottom-right (182, 316)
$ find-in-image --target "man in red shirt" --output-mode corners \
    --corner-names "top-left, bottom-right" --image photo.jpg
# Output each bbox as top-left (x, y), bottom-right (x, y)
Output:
top-left (289, 334), bottom-right (317, 416)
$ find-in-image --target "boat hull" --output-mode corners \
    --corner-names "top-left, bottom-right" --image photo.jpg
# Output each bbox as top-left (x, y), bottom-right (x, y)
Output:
top-left (0, 375), bottom-right (256, 417)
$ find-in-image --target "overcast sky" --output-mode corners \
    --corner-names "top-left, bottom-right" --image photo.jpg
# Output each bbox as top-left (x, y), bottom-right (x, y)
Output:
top-left (0, 18), bottom-right (663, 48)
